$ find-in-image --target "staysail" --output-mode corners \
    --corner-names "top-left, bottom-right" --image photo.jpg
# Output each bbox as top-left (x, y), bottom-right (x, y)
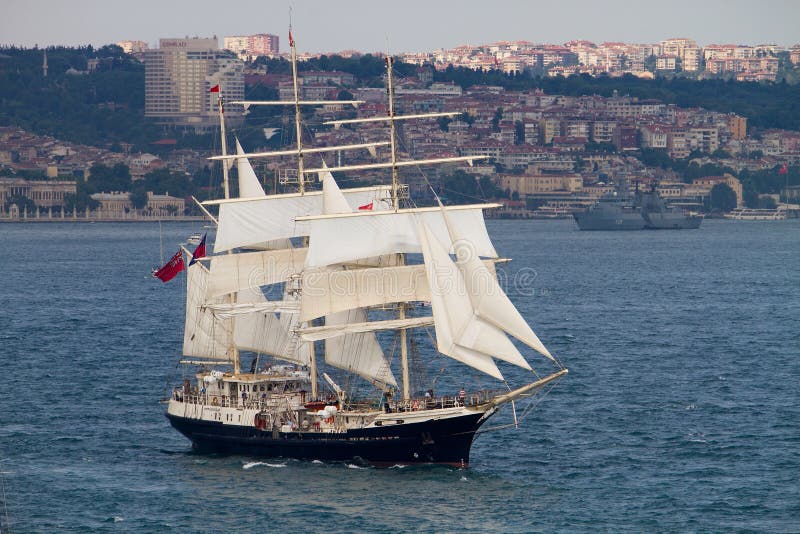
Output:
top-left (418, 222), bottom-right (538, 379)
top-left (441, 208), bottom-right (555, 362)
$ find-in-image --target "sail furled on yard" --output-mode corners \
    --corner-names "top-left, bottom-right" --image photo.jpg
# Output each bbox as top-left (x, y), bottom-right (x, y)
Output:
top-left (324, 309), bottom-right (398, 389)
top-left (183, 263), bottom-right (234, 361)
top-left (205, 248), bottom-right (308, 299)
top-left (298, 316), bottom-right (434, 342)
top-left (418, 222), bottom-right (538, 380)
top-left (300, 205), bottom-right (499, 268)
top-left (211, 186), bottom-right (392, 252)
top-left (441, 208), bottom-right (554, 362)
top-left (235, 139), bottom-right (267, 198)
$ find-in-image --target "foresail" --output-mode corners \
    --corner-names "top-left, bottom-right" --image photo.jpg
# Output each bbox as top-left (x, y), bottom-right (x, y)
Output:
top-left (212, 186), bottom-right (392, 252)
top-left (206, 248), bottom-right (307, 299)
top-left (301, 205), bottom-right (498, 268)
top-left (183, 263), bottom-right (233, 361)
top-left (235, 139), bottom-right (267, 198)
top-left (324, 309), bottom-right (398, 390)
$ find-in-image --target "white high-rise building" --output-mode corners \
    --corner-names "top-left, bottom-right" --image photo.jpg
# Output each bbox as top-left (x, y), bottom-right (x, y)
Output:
top-left (144, 37), bottom-right (245, 130)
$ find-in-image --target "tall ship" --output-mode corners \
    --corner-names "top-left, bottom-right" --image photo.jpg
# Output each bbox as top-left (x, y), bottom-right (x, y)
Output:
top-left (574, 182), bottom-right (702, 230)
top-left (162, 33), bottom-right (567, 467)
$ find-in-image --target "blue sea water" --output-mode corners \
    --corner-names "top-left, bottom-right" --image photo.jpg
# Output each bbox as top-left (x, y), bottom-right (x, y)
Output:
top-left (1, 219), bottom-right (798, 532)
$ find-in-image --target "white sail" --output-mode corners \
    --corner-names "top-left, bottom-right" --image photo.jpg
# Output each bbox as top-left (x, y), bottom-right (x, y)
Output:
top-left (298, 316), bottom-right (434, 342)
top-left (320, 161), bottom-right (352, 214)
top-left (235, 139), bottom-right (267, 198)
top-left (206, 248), bottom-right (308, 299)
top-left (299, 260), bottom-right (498, 322)
top-left (183, 263), bottom-right (233, 361)
top-left (212, 186), bottom-right (392, 252)
top-left (419, 222), bottom-right (535, 379)
top-left (300, 205), bottom-right (499, 268)
top-left (324, 309), bottom-right (398, 389)
top-left (232, 287), bottom-right (310, 366)
top-left (442, 208), bottom-right (555, 362)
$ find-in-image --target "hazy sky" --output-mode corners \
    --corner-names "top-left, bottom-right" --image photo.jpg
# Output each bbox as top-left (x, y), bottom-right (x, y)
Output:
top-left (3, 0), bottom-right (799, 53)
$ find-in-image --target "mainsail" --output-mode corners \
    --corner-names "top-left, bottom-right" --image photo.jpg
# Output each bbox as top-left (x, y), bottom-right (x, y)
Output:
top-left (324, 309), bottom-right (398, 389)
top-left (183, 263), bottom-right (232, 361)
top-left (299, 204), bottom-right (499, 268)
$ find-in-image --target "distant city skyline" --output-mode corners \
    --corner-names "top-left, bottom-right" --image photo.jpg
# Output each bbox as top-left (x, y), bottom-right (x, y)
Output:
top-left (3, 0), bottom-right (799, 53)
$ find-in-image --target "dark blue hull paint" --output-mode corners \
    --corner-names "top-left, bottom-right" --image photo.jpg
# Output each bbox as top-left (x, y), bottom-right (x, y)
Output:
top-left (166, 411), bottom-right (489, 466)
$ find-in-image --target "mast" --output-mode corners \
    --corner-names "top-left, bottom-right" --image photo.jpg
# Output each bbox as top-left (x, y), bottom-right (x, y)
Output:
top-left (386, 55), bottom-right (411, 401)
top-left (290, 29), bottom-right (318, 399)
top-left (217, 85), bottom-right (240, 374)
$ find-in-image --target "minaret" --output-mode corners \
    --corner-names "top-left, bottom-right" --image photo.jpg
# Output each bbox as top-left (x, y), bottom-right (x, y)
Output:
top-left (43, 49), bottom-right (48, 78)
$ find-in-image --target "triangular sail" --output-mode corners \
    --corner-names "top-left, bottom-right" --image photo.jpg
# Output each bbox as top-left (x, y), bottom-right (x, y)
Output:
top-left (235, 139), bottom-right (267, 198)
top-left (441, 207), bottom-right (555, 362)
top-left (320, 161), bottom-right (352, 215)
top-left (324, 309), bottom-right (398, 390)
top-left (419, 222), bottom-right (537, 374)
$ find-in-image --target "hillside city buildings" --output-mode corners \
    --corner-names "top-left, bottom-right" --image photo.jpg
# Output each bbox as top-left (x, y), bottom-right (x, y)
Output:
top-left (401, 38), bottom-right (789, 82)
top-left (3, 33), bottom-right (800, 220)
top-left (223, 33), bottom-right (280, 60)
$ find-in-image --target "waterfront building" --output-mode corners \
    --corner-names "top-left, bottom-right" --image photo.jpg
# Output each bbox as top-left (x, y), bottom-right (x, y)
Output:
top-left (0, 178), bottom-right (76, 214)
top-left (144, 38), bottom-right (244, 131)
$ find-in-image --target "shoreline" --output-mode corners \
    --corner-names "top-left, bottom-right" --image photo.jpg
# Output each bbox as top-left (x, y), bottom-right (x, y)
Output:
top-left (0, 216), bottom-right (207, 223)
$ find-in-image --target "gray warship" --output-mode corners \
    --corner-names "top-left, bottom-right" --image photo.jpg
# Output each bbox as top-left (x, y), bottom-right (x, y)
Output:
top-left (573, 182), bottom-right (702, 230)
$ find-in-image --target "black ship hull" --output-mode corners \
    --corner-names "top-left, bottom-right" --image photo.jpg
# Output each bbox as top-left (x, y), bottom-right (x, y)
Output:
top-left (167, 410), bottom-right (490, 467)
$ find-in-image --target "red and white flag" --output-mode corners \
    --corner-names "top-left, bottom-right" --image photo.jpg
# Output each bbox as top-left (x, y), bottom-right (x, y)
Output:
top-left (152, 250), bottom-right (185, 283)
top-left (358, 201), bottom-right (373, 211)
top-left (289, 31), bottom-right (294, 47)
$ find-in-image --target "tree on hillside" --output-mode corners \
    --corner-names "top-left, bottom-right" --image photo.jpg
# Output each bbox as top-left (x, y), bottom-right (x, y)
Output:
top-left (708, 183), bottom-right (737, 212)
top-left (87, 163), bottom-right (131, 192)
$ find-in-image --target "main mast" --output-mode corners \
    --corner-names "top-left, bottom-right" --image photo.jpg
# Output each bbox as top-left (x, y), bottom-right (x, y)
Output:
top-left (386, 56), bottom-right (411, 401)
top-left (289, 29), bottom-right (318, 400)
top-left (217, 85), bottom-right (240, 374)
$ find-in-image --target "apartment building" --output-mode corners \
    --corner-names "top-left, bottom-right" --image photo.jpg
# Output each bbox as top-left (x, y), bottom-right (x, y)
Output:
top-left (144, 38), bottom-right (245, 130)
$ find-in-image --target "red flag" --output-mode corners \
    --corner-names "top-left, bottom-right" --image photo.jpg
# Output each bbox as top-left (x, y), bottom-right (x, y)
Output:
top-left (153, 250), bottom-right (185, 283)
top-left (189, 234), bottom-right (207, 266)
top-left (209, 84), bottom-right (220, 93)
top-left (289, 31), bottom-right (294, 47)
top-left (358, 201), bottom-right (373, 211)
top-left (779, 163), bottom-right (788, 175)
